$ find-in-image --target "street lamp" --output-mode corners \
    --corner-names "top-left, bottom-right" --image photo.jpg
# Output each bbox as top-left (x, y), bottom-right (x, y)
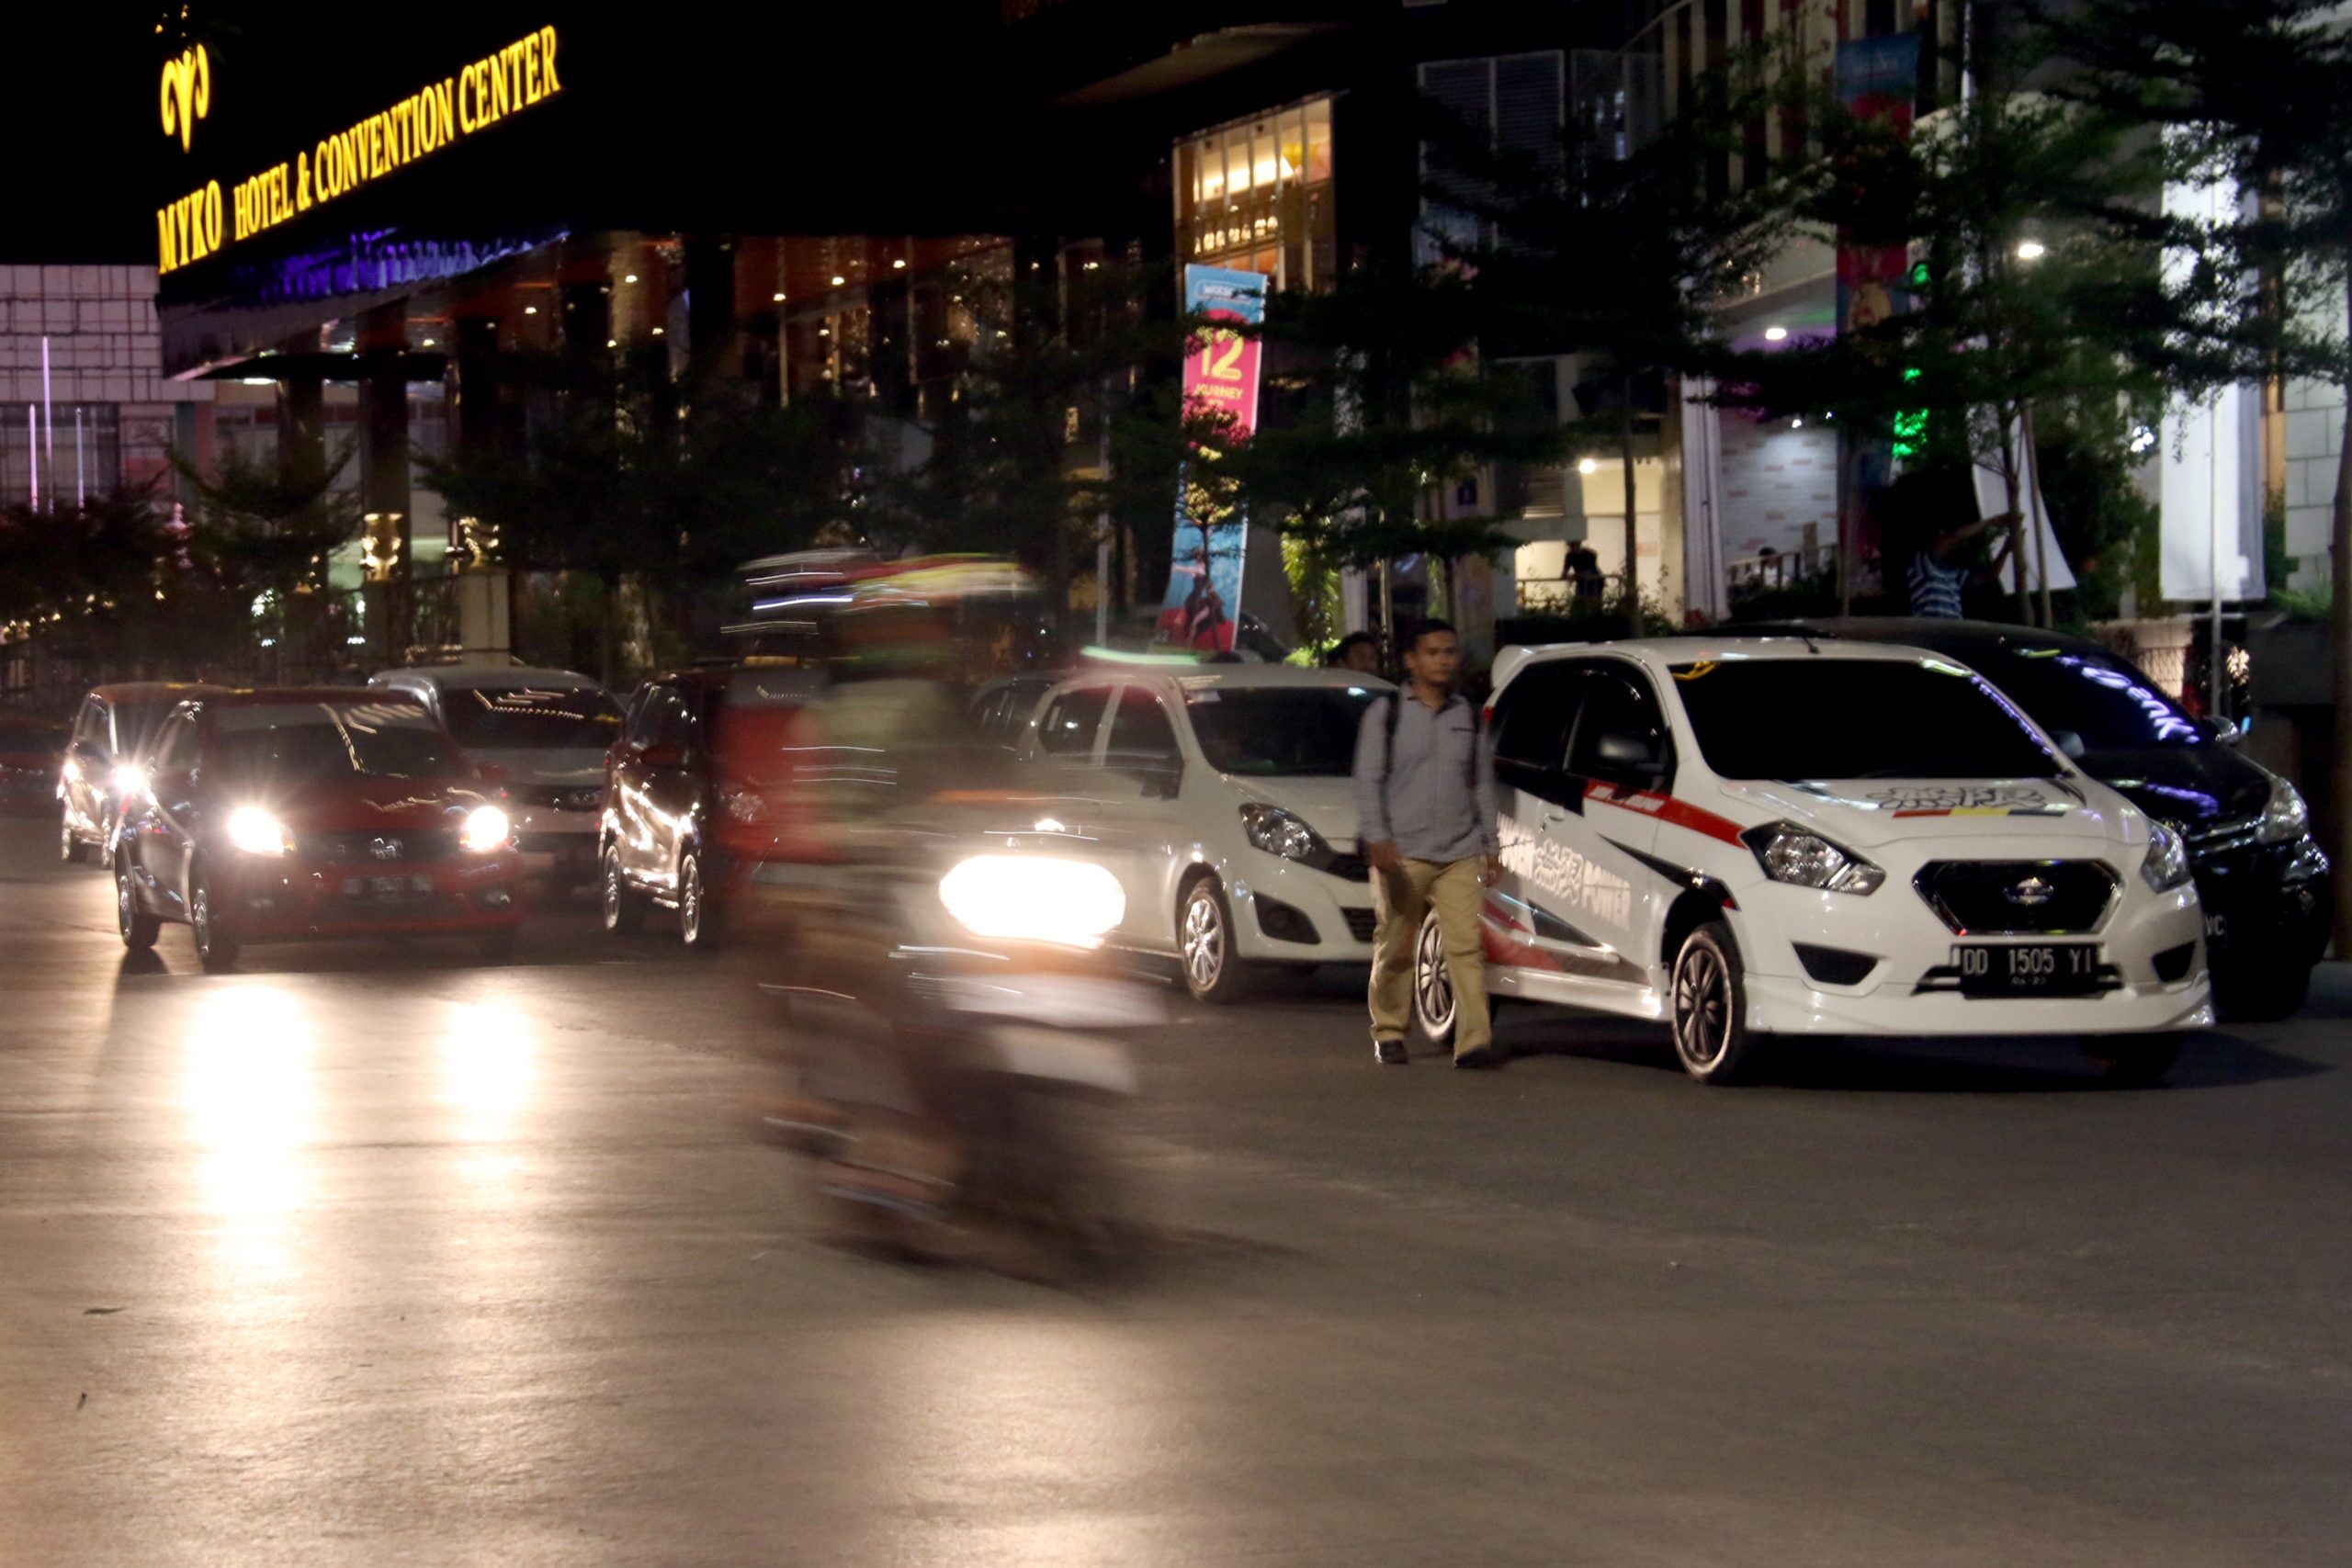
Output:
top-left (2016, 239), bottom-right (2047, 260)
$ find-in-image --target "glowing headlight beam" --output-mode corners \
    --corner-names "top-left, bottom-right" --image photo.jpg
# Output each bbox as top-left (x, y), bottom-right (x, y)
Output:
top-left (938, 855), bottom-right (1125, 948)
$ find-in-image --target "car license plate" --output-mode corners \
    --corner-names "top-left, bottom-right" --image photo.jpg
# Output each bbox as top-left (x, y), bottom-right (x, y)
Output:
top-left (344, 874), bottom-right (434, 898)
top-left (1953, 942), bottom-right (2102, 998)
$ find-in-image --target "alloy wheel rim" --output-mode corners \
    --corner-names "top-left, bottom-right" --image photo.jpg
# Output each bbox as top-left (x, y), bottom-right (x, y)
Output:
top-left (192, 885), bottom-right (213, 953)
top-left (1417, 917), bottom-right (1453, 1033)
top-left (117, 870), bottom-right (133, 935)
top-left (681, 860), bottom-right (701, 942)
top-left (1182, 893), bottom-right (1223, 990)
top-left (602, 854), bottom-right (621, 928)
top-left (1674, 948), bottom-right (1729, 1069)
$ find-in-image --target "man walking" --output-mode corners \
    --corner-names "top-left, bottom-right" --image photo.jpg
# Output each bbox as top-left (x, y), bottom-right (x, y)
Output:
top-left (1353, 619), bottom-right (1503, 1068)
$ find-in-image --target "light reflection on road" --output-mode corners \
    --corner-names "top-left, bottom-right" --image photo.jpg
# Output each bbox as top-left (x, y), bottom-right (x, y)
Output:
top-left (437, 999), bottom-right (537, 1186)
top-left (180, 982), bottom-right (315, 1292)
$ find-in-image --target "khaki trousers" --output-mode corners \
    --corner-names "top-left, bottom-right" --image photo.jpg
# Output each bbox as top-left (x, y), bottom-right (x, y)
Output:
top-left (1368, 854), bottom-right (1491, 1056)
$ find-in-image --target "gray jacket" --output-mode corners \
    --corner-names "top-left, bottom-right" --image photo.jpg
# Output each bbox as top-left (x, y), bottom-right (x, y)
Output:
top-left (1351, 690), bottom-right (1499, 864)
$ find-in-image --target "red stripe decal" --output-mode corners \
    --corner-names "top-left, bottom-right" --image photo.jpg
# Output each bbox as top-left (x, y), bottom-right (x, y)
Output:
top-left (1583, 781), bottom-right (1746, 847)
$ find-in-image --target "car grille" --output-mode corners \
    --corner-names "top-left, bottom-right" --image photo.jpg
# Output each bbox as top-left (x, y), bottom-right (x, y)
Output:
top-left (1342, 908), bottom-right (1378, 942)
top-left (517, 784), bottom-right (605, 812)
top-left (300, 829), bottom-right (462, 864)
top-left (1912, 861), bottom-right (2119, 936)
top-left (2185, 813), bottom-right (2260, 860)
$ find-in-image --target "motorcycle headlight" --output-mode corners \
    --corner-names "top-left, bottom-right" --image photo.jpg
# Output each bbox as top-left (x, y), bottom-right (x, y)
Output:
top-left (2257, 779), bottom-right (2311, 845)
top-left (2141, 819), bottom-right (2192, 892)
top-left (1240, 804), bottom-right (1322, 863)
top-left (109, 763), bottom-right (147, 797)
top-left (459, 805), bottom-right (512, 853)
top-left (1741, 822), bottom-right (1884, 895)
top-left (225, 806), bottom-right (292, 857)
top-left (939, 854), bottom-right (1126, 948)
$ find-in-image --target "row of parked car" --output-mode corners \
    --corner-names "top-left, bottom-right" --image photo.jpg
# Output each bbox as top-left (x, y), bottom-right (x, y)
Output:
top-left (29, 616), bottom-right (2333, 1089)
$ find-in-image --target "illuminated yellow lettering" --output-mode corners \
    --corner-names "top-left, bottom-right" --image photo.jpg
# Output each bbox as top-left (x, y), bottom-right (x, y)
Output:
top-left (540, 28), bottom-right (560, 95)
top-left (157, 208), bottom-right (177, 274)
top-left (507, 41), bottom-right (527, 109)
top-left (369, 115), bottom-right (386, 178)
top-left (298, 151), bottom-right (312, 209)
top-left (524, 35), bottom-right (541, 103)
top-left (490, 50), bottom-right (512, 121)
top-left (432, 79), bottom-right (455, 147)
top-left (202, 182), bottom-right (222, 254)
top-left (232, 181), bottom-right (249, 242)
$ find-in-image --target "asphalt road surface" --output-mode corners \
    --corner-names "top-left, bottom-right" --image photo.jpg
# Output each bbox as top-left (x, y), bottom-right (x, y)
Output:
top-left (3, 816), bottom-right (2346, 1566)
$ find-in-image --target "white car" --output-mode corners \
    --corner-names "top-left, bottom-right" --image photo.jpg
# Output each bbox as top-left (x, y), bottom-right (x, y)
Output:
top-left (1413, 638), bottom-right (2211, 1085)
top-left (368, 666), bottom-right (623, 886)
top-left (1015, 663), bottom-right (1390, 1000)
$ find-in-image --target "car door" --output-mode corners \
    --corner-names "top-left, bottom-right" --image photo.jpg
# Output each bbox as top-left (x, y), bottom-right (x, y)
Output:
top-left (1100, 682), bottom-right (1186, 947)
top-left (65, 696), bottom-right (107, 831)
top-left (1555, 659), bottom-right (1684, 997)
top-left (609, 682), bottom-right (675, 883)
top-left (134, 706), bottom-right (203, 914)
top-left (1486, 660), bottom-right (1657, 1004)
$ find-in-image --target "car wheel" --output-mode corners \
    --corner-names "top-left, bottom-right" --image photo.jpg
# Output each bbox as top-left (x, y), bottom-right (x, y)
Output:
top-left (2083, 1034), bottom-right (2181, 1088)
top-left (1670, 921), bottom-right (1758, 1084)
top-left (60, 807), bottom-right (87, 865)
top-left (189, 861), bottom-right (240, 974)
top-left (2213, 957), bottom-right (2312, 1024)
top-left (1412, 908), bottom-right (1456, 1048)
top-left (1179, 877), bottom-right (1250, 1004)
top-left (600, 843), bottom-right (646, 935)
top-left (678, 848), bottom-right (719, 951)
top-left (116, 857), bottom-right (159, 952)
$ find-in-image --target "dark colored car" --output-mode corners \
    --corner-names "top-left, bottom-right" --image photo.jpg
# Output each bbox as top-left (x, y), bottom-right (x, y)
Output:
top-left (1747, 618), bottom-right (2332, 1020)
top-left (1, 712), bottom-right (69, 817)
top-left (601, 665), bottom-right (821, 949)
top-left (58, 682), bottom-right (230, 863)
top-left (114, 689), bottom-right (524, 971)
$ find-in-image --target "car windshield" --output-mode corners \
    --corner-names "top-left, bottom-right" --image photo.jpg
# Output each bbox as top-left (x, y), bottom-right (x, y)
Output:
top-left (439, 686), bottom-right (624, 750)
top-left (1959, 646), bottom-right (2202, 751)
top-left (1187, 685), bottom-right (1381, 776)
top-left (1670, 658), bottom-right (2063, 780)
top-left (112, 701), bottom-right (182, 756)
top-left (211, 702), bottom-right (462, 783)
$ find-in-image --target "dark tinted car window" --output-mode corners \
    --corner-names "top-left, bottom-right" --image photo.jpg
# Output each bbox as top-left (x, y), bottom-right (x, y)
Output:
top-left (1188, 686), bottom-right (1381, 777)
top-left (1038, 686), bottom-right (1111, 757)
top-left (440, 686), bottom-right (623, 750)
top-left (1493, 662), bottom-right (1580, 773)
top-left (1106, 687), bottom-right (1180, 762)
top-left (211, 702), bottom-right (460, 783)
top-left (1568, 666), bottom-right (1671, 783)
top-left (1671, 658), bottom-right (2062, 780)
top-left (1963, 646), bottom-right (2201, 750)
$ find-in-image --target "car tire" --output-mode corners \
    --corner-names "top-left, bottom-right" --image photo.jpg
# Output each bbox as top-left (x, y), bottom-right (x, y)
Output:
top-left (116, 857), bottom-right (159, 952)
top-left (1411, 908), bottom-right (1456, 1049)
top-left (601, 843), bottom-right (647, 936)
top-left (60, 808), bottom-right (87, 865)
top-left (2083, 1034), bottom-right (2181, 1088)
top-left (2213, 958), bottom-right (2312, 1024)
top-left (1179, 877), bottom-right (1250, 1005)
top-left (678, 848), bottom-right (719, 951)
top-left (189, 861), bottom-right (240, 974)
top-left (1669, 921), bottom-right (1758, 1084)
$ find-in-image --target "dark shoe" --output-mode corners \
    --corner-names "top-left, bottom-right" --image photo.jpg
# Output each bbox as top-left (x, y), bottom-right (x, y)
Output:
top-left (1374, 1039), bottom-right (1409, 1066)
top-left (1452, 1047), bottom-right (1503, 1070)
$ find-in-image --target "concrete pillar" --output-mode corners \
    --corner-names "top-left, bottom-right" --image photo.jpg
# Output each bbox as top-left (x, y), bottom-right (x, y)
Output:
top-left (356, 303), bottom-right (410, 661)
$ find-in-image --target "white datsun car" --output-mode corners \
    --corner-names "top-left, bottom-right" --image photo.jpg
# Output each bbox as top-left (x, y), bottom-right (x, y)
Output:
top-left (1413, 638), bottom-right (2211, 1085)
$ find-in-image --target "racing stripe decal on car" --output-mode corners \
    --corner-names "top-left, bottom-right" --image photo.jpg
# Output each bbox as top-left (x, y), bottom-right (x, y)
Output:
top-left (1607, 843), bottom-right (1739, 911)
top-left (1582, 780), bottom-right (1746, 846)
top-left (1480, 901), bottom-right (1647, 985)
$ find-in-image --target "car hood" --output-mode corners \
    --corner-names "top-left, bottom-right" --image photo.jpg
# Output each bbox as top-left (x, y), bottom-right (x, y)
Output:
top-left (461, 746), bottom-right (607, 785)
top-left (1220, 773), bottom-right (1360, 842)
top-left (235, 774), bottom-right (502, 833)
top-left (1719, 775), bottom-right (2133, 849)
top-left (2073, 745), bottom-right (2272, 829)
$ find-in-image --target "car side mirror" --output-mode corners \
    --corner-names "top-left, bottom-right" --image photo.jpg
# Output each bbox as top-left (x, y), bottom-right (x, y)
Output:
top-left (2052, 728), bottom-right (2087, 761)
top-left (1596, 732), bottom-right (1661, 770)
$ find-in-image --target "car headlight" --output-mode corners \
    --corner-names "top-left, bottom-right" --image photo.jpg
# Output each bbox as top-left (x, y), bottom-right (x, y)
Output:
top-left (1240, 804), bottom-right (1322, 863)
top-left (109, 763), bottom-right (148, 797)
top-left (938, 854), bottom-right (1126, 948)
top-left (225, 806), bottom-right (292, 857)
top-left (2257, 779), bottom-right (2310, 845)
top-left (2141, 818), bottom-right (2192, 892)
top-left (1741, 822), bottom-right (1884, 895)
top-left (459, 805), bottom-right (512, 853)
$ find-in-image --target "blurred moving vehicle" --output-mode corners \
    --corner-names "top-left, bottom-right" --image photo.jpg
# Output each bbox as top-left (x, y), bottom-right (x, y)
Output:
top-left (1747, 619), bottom-right (2331, 1021)
top-left (1015, 663), bottom-right (1391, 1003)
top-left (1, 713), bottom-right (70, 818)
top-left (760, 793), bottom-right (1151, 1270)
top-left (369, 665), bottom-right (621, 889)
top-left (114, 690), bottom-right (522, 971)
top-left (1420, 639), bottom-right (2210, 1085)
top-left (601, 668), bottom-right (748, 949)
top-left (970, 674), bottom-right (1057, 752)
top-left (56, 683), bottom-right (227, 861)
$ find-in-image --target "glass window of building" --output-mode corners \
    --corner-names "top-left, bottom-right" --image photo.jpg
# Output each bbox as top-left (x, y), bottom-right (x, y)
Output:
top-left (1174, 96), bottom-right (1337, 292)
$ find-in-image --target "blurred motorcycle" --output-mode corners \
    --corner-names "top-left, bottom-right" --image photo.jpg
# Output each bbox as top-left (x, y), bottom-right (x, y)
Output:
top-left (750, 795), bottom-right (1157, 1272)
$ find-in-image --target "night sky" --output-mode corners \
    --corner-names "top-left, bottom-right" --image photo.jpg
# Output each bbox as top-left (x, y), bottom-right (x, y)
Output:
top-left (14, 8), bottom-right (166, 263)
